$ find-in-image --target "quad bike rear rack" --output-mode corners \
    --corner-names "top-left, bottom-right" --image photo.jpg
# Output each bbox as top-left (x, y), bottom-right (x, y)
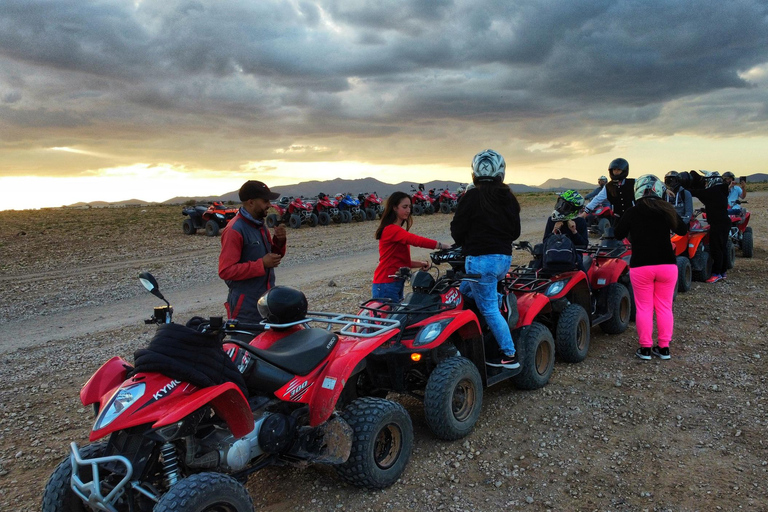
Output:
top-left (264, 312), bottom-right (401, 338)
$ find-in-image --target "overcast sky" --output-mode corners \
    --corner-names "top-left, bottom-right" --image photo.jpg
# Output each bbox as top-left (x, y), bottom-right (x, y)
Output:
top-left (2, 0), bottom-right (768, 207)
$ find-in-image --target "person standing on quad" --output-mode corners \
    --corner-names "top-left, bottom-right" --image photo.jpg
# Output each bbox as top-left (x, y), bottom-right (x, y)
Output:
top-left (723, 172), bottom-right (744, 214)
top-left (614, 175), bottom-right (688, 360)
top-left (372, 191), bottom-right (452, 302)
top-left (451, 149), bottom-right (521, 370)
top-left (664, 171), bottom-right (693, 225)
top-left (544, 190), bottom-right (589, 247)
top-left (219, 180), bottom-right (286, 324)
top-left (686, 170), bottom-right (730, 283)
top-left (581, 158), bottom-right (635, 220)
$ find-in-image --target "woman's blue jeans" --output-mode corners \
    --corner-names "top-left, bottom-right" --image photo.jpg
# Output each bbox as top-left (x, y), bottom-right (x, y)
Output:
top-left (460, 254), bottom-right (515, 356)
top-left (372, 281), bottom-right (405, 302)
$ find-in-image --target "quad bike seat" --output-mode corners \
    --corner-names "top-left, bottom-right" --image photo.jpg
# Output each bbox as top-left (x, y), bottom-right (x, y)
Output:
top-left (249, 328), bottom-right (338, 376)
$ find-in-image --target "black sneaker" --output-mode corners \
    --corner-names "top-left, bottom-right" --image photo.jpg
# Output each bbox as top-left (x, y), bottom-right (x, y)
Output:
top-left (487, 353), bottom-right (520, 369)
top-left (635, 347), bottom-right (652, 360)
top-left (652, 346), bottom-right (671, 360)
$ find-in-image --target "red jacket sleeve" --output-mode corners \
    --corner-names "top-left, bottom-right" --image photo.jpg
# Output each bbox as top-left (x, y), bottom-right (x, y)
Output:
top-left (386, 225), bottom-right (439, 250)
top-left (218, 227), bottom-right (267, 281)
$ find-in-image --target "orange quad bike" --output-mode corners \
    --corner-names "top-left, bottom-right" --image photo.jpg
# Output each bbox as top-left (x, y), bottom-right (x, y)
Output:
top-left (672, 209), bottom-right (718, 289)
top-left (182, 201), bottom-right (238, 236)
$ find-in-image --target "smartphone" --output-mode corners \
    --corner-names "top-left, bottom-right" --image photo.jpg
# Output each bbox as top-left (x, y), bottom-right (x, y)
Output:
top-left (739, 176), bottom-right (747, 183)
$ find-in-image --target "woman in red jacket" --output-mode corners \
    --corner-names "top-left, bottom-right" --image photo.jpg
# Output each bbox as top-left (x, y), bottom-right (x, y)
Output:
top-left (373, 191), bottom-right (452, 302)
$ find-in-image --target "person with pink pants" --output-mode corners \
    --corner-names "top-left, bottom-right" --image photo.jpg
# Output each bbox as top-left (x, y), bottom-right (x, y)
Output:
top-left (614, 175), bottom-right (688, 360)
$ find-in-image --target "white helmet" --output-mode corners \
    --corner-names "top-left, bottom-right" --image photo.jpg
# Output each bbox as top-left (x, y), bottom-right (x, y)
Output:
top-left (634, 174), bottom-right (665, 201)
top-left (471, 149), bottom-right (506, 182)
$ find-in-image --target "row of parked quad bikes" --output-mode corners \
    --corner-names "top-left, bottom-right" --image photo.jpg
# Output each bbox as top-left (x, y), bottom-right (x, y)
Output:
top-left (181, 186), bottom-right (462, 236)
top-left (42, 200), bottom-right (755, 512)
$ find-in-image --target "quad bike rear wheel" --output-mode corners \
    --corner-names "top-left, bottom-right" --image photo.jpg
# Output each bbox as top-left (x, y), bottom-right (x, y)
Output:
top-left (289, 214), bottom-right (301, 229)
top-left (512, 322), bottom-right (555, 390)
top-left (726, 240), bottom-right (736, 269)
top-left (154, 472), bottom-right (254, 512)
top-left (318, 211), bottom-right (331, 226)
top-left (205, 220), bottom-right (220, 236)
top-left (676, 255), bottom-right (692, 293)
top-left (742, 227), bottom-right (753, 258)
top-left (266, 213), bottom-right (278, 228)
top-left (182, 218), bottom-right (197, 235)
top-left (423, 356), bottom-right (483, 441)
top-left (555, 303), bottom-right (590, 363)
top-left (600, 282), bottom-right (631, 334)
top-left (692, 247), bottom-right (713, 282)
top-left (42, 442), bottom-right (107, 512)
top-left (336, 397), bottom-right (413, 490)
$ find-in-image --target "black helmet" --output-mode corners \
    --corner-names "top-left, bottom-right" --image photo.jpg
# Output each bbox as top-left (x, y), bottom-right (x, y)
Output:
top-left (257, 286), bottom-right (308, 324)
top-left (664, 171), bottom-right (681, 191)
top-left (608, 158), bottom-right (629, 182)
top-left (722, 171), bottom-right (735, 182)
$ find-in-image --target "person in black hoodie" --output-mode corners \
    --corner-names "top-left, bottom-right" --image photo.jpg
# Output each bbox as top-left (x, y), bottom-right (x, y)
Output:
top-left (685, 171), bottom-right (730, 283)
top-left (451, 149), bottom-right (521, 369)
top-left (614, 175), bottom-right (688, 360)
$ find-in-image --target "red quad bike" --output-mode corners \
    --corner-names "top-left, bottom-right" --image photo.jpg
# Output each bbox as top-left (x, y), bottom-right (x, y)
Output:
top-left (353, 247), bottom-right (556, 441)
top-left (42, 273), bottom-right (415, 512)
top-left (729, 200), bottom-right (753, 259)
top-left (670, 213), bottom-right (713, 292)
top-left (432, 188), bottom-right (458, 214)
top-left (410, 185), bottom-right (436, 215)
top-left (313, 192), bottom-right (348, 225)
top-left (182, 201), bottom-right (238, 237)
top-left (504, 238), bottom-right (632, 365)
top-left (358, 192), bottom-right (384, 220)
top-left (586, 205), bottom-right (616, 237)
top-left (266, 196), bottom-right (318, 229)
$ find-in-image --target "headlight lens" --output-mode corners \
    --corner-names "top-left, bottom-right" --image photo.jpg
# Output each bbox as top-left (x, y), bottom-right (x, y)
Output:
top-left (215, 213), bottom-right (225, 219)
top-left (413, 320), bottom-right (451, 346)
top-left (545, 280), bottom-right (566, 297)
top-left (93, 383), bottom-right (145, 431)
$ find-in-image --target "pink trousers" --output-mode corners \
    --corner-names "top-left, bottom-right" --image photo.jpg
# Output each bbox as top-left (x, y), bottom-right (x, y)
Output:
top-left (629, 264), bottom-right (678, 348)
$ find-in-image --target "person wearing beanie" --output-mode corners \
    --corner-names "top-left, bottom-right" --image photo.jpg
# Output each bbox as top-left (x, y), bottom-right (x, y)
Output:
top-left (219, 180), bottom-right (286, 324)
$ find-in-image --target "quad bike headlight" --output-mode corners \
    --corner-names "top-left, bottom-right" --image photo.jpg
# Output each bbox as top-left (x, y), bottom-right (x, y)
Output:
top-left (215, 213), bottom-right (225, 219)
top-left (545, 280), bottom-right (567, 297)
top-left (413, 319), bottom-right (452, 346)
top-left (93, 383), bottom-right (145, 431)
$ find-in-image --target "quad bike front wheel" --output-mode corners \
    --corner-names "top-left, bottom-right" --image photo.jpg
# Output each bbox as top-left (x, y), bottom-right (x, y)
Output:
top-left (182, 218), bottom-right (197, 235)
top-left (289, 214), bottom-right (301, 229)
top-left (205, 220), bottom-right (220, 236)
top-left (600, 282), bottom-right (631, 334)
top-left (266, 213), bottom-right (278, 228)
top-left (440, 202), bottom-right (451, 214)
top-left (412, 204), bottom-right (423, 216)
top-left (742, 227), bottom-right (753, 258)
top-left (597, 218), bottom-right (611, 236)
top-left (512, 322), bottom-right (555, 390)
top-left (423, 356), bottom-right (483, 440)
top-left (676, 255), bottom-right (692, 293)
top-left (318, 211), bottom-right (331, 226)
top-left (726, 240), bottom-right (736, 269)
top-left (555, 303), bottom-right (590, 363)
top-left (336, 397), bottom-right (413, 490)
top-left (691, 247), bottom-right (713, 282)
top-left (365, 208), bottom-right (376, 220)
top-left (341, 210), bottom-right (352, 223)
top-left (308, 213), bottom-right (319, 227)
top-left (154, 472), bottom-right (254, 512)
top-left (42, 442), bottom-right (107, 512)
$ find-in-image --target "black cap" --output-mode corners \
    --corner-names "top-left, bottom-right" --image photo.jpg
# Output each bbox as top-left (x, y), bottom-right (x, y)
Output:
top-left (239, 180), bottom-right (280, 202)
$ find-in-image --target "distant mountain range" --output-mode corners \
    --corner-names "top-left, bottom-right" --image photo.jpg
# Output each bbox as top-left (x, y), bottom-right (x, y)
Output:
top-left (66, 173), bottom-right (767, 208)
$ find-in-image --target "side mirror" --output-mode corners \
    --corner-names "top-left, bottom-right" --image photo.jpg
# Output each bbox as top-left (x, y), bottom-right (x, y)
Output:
top-left (139, 271), bottom-right (169, 305)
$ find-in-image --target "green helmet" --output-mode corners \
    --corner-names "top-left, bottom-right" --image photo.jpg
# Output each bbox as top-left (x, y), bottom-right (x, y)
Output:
top-left (634, 174), bottom-right (665, 200)
top-left (551, 189), bottom-right (584, 221)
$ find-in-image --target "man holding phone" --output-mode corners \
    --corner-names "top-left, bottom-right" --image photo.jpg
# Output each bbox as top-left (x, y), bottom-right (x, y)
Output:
top-left (723, 172), bottom-right (746, 214)
top-left (219, 180), bottom-right (287, 323)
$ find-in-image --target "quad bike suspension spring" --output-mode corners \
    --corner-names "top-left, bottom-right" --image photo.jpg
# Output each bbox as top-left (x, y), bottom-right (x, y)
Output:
top-left (161, 443), bottom-right (181, 487)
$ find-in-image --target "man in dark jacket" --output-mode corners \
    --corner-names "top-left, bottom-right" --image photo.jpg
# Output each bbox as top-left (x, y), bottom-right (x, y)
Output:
top-left (219, 180), bottom-right (286, 323)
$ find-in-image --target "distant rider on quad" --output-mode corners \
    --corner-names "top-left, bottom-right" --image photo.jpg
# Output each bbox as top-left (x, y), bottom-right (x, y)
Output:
top-left (664, 171), bottom-right (693, 225)
top-left (723, 171), bottom-right (744, 215)
top-left (585, 175), bottom-right (610, 204)
top-left (451, 149), bottom-right (522, 370)
top-left (581, 158), bottom-right (635, 220)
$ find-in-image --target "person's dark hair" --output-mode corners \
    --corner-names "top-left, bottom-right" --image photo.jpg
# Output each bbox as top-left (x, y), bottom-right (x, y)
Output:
top-left (637, 196), bottom-right (679, 226)
top-left (472, 180), bottom-right (520, 217)
top-left (375, 191), bottom-right (412, 240)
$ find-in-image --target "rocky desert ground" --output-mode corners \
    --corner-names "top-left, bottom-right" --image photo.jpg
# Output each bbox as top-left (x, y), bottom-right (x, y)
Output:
top-left (1, 190), bottom-right (767, 512)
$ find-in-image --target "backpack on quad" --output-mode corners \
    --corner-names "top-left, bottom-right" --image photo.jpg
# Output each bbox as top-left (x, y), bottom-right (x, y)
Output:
top-left (182, 201), bottom-right (238, 236)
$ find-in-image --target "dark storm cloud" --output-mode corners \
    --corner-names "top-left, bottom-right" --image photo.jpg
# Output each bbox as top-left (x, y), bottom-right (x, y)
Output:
top-left (1, 0), bottom-right (767, 173)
